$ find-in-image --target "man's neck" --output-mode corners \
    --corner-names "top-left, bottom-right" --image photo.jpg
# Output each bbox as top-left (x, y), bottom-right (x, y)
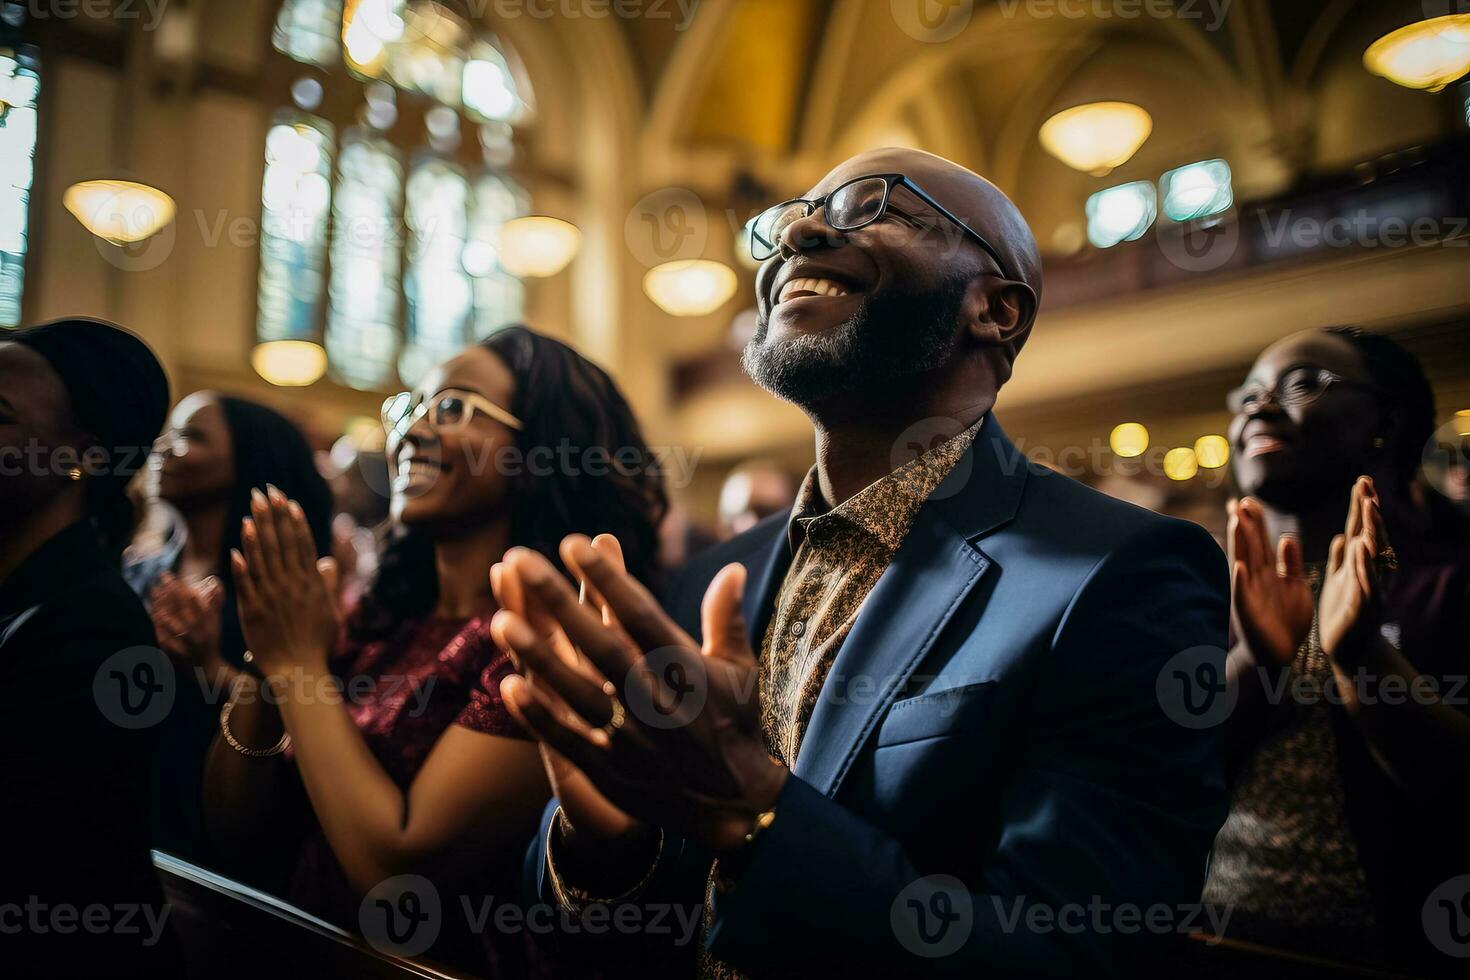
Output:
top-left (809, 395), bottom-right (992, 507)
top-left (432, 521), bottom-right (509, 619)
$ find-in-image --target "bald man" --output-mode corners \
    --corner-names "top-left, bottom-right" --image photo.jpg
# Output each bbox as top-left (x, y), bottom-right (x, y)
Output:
top-left (502, 149), bottom-right (1229, 977)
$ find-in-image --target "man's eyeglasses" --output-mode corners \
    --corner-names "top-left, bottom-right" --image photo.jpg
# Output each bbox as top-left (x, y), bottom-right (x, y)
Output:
top-left (381, 388), bottom-right (523, 440)
top-left (748, 173), bottom-right (1012, 280)
top-left (1227, 367), bottom-right (1370, 415)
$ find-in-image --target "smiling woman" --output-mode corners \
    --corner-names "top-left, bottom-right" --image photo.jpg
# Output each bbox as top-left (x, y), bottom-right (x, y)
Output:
top-left (203, 324), bottom-right (667, 975)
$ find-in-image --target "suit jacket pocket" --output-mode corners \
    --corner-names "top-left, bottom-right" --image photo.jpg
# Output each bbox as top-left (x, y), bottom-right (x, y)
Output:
top-left (874, 680), bottom-right (998, 748)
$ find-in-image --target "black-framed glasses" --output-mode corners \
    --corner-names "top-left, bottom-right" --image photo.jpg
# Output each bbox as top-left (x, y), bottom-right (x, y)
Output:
top-left (747, 173), bottom-right (1012, 279)
top-left (1227, 367), bottom-right (1370, 415)
top-left (381, 388), bottom-right (523, 440)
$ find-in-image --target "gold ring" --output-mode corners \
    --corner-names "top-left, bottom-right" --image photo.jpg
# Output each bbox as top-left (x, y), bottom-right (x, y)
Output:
top-left (598, 695), bottom-right (626, 741)
top-left (1374, 546), bottom-right (1399, 572)
top-left (242, 650), bottom-right (256, 665)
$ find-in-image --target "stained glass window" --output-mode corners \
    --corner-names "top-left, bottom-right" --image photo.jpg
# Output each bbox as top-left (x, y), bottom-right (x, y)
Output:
top-left (326, 129), bottom-right (403, 389)
top-left (256, 113), bottom-right (334, 344)
top-left (262, 0), bottom-right (534, 389)
top-left (273, 0), bottom-right (343, 69)
top-left (468, 172), bottom-right (525, 337)
top-left (0, 44), bottom-right (38, 328)
top-left (400, 156), bottom-right (472, 386)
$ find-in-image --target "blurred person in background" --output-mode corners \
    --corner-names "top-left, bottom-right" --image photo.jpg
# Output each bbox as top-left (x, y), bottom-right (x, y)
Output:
top-left (1203, 326), bottom-right (1470, 977)
top-left (0, 318), bottom-right (180, 977)
top-left (127, 391), bottom-right (333, 863)
top-left (716, 459), bottom-right (796, 538)
top-left (204, 325), bottom-right (666, 974)
top-left (319, 433), bottom-right (393, 609)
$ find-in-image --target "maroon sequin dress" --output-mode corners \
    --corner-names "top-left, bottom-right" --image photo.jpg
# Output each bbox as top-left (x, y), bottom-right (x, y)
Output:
top-left (286, 613), bottom-right (531, 971)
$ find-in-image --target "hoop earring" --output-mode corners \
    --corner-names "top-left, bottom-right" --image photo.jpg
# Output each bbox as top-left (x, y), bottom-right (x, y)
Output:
top-left (67, 467), bottom-right (83, 481)
top-left (1372, 437), bottom-right (1386, 450)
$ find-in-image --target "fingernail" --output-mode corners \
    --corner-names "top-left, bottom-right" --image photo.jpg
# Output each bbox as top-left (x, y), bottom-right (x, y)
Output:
top-left (251, 488), bottom-right (266, 507)
top-left (242, 519), bottom-right (256, 540)
top-left (289, 500), bottom-right (303, 519)
top-left (267, 484), bottom-right (284, 503)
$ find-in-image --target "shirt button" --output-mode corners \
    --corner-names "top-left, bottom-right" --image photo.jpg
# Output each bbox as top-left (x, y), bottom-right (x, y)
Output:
top-left (790, 620), bottom-right (806, 638)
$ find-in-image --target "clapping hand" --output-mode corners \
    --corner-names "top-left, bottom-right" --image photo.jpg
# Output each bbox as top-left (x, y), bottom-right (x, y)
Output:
top-left (1229, 496), bottom-right (1313, 668)
top-left (491, 534), bottom-right (645, 843)
top-left (230, 485), bottom-right (339, 680)
top-left (492, 535), bottom-right (786, 854)
top-left (1319, 477), bottom-right (1392, 660)
top-left (150, 572), bottom-right (224, 669)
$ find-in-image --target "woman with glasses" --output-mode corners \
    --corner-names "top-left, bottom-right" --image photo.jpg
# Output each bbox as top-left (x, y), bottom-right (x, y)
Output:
top-left (203, 325), bottom-right (667, 974)
top-left (125, 392), bottom-right (333, 865)
top-left (1198, 327), bottom-right (1470, 977)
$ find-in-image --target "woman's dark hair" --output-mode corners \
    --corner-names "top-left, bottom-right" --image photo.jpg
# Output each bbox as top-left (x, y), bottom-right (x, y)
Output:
top-left (215, 396), bottom-right (335, 663)
top-left (350, 325), bottom-right (669, 642)
top-left (1326, 327), bottom-right (1436, 491)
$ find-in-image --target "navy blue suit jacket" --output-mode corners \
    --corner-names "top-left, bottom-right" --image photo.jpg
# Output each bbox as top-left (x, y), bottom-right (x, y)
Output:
top-left (527, 416), bottom-right (1228, 977)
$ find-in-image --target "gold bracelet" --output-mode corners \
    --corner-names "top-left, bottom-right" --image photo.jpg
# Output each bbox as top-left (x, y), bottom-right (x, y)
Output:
top-left (219, 691), bottom-right (291, 758)
top-left (546, 806), bottom-right (664, 912)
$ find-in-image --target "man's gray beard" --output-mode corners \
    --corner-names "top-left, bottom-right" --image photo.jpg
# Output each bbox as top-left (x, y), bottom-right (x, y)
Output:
top-left (741, 277), bottom-right (969, 408)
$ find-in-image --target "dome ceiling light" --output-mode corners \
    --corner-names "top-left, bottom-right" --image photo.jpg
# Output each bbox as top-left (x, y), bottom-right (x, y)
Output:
top-left (1364, 15), bottom-right (1470, 92)
top-left (1039, 102), bottom-right (1153, 176)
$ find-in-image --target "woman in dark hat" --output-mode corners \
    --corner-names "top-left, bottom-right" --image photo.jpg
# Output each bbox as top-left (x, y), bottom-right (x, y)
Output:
top-left (0, 317), bottom-right (181, 977)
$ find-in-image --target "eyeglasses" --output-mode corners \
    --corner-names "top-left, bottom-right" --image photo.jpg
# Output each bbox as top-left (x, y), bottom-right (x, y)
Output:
top-left (1227, 367), bottom-right (1370, 415)
top-left (381, 388), bottom-right (523, 440)
top-left (747, 173), bottom-right (1012, 279)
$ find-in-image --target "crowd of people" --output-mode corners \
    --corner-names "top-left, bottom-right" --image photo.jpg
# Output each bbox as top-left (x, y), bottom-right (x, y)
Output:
top-left (3, 147), bottom-right (1467, 979)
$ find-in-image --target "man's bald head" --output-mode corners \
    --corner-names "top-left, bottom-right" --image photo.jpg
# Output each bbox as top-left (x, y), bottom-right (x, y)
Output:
top-left (814, 147), bottom-right (1043, 312)
top-left (745, 146), bottom-right (1044, 416)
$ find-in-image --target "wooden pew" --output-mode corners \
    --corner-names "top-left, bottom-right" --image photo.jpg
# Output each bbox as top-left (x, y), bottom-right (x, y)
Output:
top-left (152, 851), bottom-right (481, 980)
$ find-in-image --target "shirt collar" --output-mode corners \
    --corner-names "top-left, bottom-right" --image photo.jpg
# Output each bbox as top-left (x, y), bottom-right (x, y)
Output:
top-left (785, 415), bottom-right (986, 555)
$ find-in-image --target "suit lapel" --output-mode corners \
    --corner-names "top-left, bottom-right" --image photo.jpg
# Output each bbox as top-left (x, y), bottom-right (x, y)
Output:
top-left (792, 416), bottom-right (1031, 798)
top-left (740, 523), bottom-right (791, 654)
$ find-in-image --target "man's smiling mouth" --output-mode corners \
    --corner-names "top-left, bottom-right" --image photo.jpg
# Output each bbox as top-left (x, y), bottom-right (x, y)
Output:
top-left (777, 277), bottom-right (853, 306)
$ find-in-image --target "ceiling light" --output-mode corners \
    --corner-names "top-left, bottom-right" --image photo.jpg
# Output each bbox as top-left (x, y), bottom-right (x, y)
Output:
top-left (1364, 15), bottom-right (1470, 92)
top-left (252, 340), bottom-right (327, 386)
top-left (1164, 447), bottom-right (1199, 481)
top-left (1194, 435), bottom-right (1230, 468)
top-left (1161, 159), bottom-right (1234, 222)
top-left (1086, 181), bottom-right (1157, 248)
top-left (1110, 422), bottom-right (1149, 458)
top-left (1039, 102), bottom-right (1153, 176)
top-left (644, 259), bottom-right (738, 317)
top-left (63, 179), bottom-right (176, 244)
top-left (496, 216), bottom-right (580, 278)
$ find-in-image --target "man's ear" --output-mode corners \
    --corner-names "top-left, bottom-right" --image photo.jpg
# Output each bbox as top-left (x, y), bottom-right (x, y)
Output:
top-left (962, 278), bottom-right (1036, 348)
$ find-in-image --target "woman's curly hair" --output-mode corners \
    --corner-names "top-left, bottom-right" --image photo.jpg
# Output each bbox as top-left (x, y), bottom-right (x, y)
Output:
top-left (349, 326), bottom-right (669, 641)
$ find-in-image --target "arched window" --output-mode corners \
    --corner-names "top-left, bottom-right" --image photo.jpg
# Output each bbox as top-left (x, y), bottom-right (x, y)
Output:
top-left (261, 0), bottom-right (532, 389)
top-left (0, 7), bottom-right (38, 329)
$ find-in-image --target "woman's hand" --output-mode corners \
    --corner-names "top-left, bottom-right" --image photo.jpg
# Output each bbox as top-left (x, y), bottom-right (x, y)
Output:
top-left (1320, 477), bottom-right (1390, 661)
top-left (491, 535), bottom-right (644, 844)
top-left (1229, 496), bottom-right (1313, 669)
top-left (231, 485), bottom-right (339, 680)
top-left (150, 572), bottom-right (225, 670)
